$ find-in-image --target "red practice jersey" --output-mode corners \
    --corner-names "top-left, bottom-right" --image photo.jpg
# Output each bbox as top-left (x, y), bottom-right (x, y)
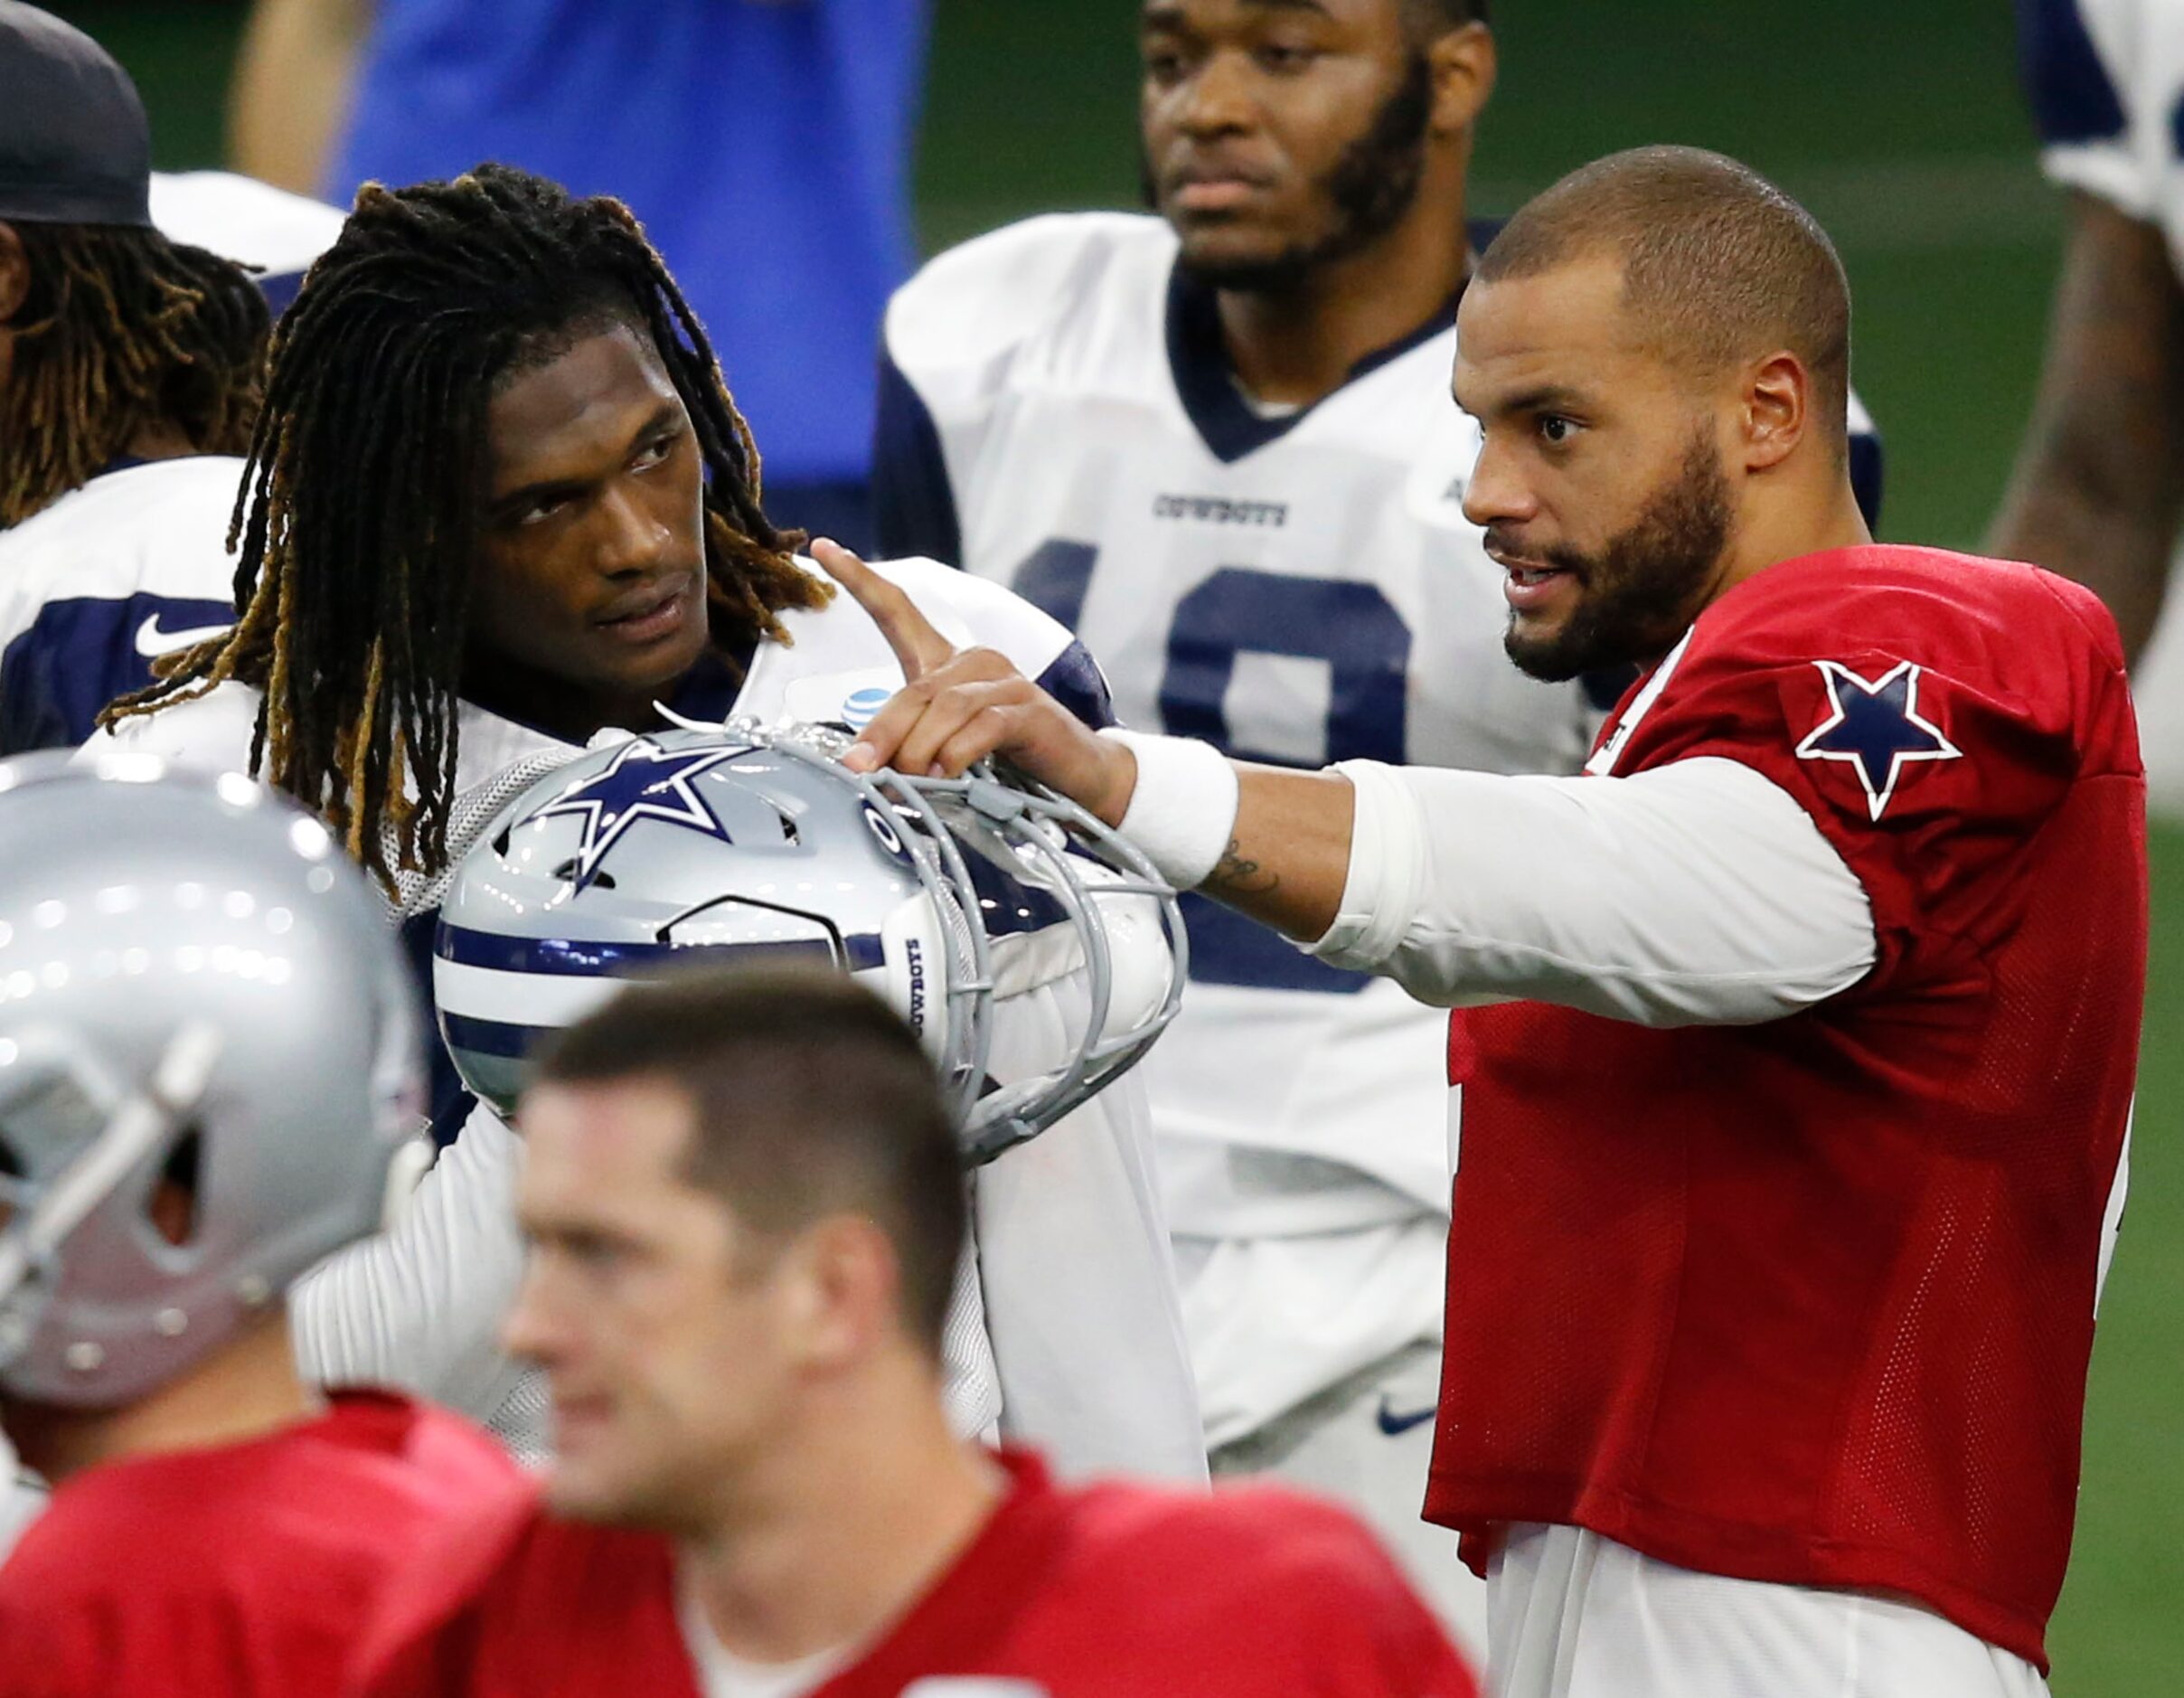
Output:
top-left (1431, 546), bottom-right (2146, 1671)
top-left (351, 1448), bottom-right (1479, 1698)
top-left (0, 1392), bottom-right (520, 1698)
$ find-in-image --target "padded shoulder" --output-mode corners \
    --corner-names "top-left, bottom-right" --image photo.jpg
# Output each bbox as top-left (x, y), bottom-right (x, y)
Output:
top-left (885, 212), bottom-right (1175, 399)
top-left (2019, 0), bottom-right (2169, 223)
top-left (76, 680), bottom-right (264, 772)
top-left (2017, 0), bottom-right (2132, 148)
top-left (783, 552), bottom-right (1078, 679)
top-left (150, 172), bottom-right (345, 281)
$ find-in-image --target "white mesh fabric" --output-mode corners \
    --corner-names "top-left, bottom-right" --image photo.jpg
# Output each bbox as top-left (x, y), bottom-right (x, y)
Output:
top-left (381, 747), bottom-right (587, 925)
top-left (485, 1366), bottom-right (556, 1467)
top-left (940, 1227), bottom-right (1003, 1440)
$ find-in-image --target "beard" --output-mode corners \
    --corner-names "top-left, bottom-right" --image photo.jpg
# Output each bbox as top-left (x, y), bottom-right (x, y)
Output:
top-left (1500, 426), bottom-right (1736, 684)
top-left (1144, 52), bottom-right (1436, 296)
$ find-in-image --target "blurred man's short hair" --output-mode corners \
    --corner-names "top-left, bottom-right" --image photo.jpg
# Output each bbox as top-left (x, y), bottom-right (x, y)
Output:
top-left (533, 967), bottom-right (965, 1354)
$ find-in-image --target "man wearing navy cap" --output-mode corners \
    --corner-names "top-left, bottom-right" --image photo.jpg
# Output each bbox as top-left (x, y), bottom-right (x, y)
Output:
top-left (0, 3), bottom-right (290, 757)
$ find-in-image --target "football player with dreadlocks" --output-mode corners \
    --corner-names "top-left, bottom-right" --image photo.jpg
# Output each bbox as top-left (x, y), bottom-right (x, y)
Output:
top-left (90, 163), bottom-right (1204, 1485)
top-left (0, 5), bottom-right (281, 756)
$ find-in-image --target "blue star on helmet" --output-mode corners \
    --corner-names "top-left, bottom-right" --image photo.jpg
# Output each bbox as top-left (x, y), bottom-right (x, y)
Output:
top-left (529, 736), bottom-right (750, 888)
top-left (1793, 659), bottom-right (1962, 822)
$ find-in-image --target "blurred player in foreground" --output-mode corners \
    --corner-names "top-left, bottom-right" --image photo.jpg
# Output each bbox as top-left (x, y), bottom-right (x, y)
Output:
top-left (89, 165), bottom-right (1202, 1481)
top-left (877, 0), bottom-right (1881, 1643)
top-left (820, 145), bottom-right (2144, 1696)
top-left (352, 967), bottom-right (1478, 1698)
top-left (1997, 0), bottom-right (2184, 815)
top-left (0, 3), bottom-right (272, 755)
top-left (0, 759), bottom-right (514, 1694)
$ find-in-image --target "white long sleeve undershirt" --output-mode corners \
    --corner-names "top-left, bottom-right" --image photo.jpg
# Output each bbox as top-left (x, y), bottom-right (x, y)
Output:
top-left (1306, 756), bottom-right (1878, 1027)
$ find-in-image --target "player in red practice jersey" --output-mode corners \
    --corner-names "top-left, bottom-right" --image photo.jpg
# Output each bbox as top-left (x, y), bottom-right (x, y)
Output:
top-left (350, 968), bottom-right (1477, 1698)
top-left (0, 759), bottom-right (517, 1698)
top-left (814, 145), bottom-right (2144, 1698)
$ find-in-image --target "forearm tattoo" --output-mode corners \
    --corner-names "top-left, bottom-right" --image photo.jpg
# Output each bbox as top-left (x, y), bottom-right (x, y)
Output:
top-left (1206, 837), bottom-right (1280, 897)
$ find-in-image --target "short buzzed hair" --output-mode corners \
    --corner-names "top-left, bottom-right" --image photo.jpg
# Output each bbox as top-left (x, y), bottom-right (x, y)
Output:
top-left (1477, 146), bottom-right (1851, 456)
top-left (533, 967), bottom-right (965, 1356)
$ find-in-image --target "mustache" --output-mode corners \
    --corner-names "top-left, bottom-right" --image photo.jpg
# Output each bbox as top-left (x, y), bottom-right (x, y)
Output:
top-left (1485, 528), bottom-right (1592, 576)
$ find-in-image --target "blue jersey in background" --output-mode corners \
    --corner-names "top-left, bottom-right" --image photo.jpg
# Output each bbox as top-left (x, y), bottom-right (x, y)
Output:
top-left (329, 0), bottom-right (930, 542)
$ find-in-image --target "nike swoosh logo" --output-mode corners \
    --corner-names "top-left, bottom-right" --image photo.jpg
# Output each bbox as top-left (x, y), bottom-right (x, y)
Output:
top-left (1375, 1395), bottom-right (1437, 1438)
top-left (136, 613), bottom-right (231, 658)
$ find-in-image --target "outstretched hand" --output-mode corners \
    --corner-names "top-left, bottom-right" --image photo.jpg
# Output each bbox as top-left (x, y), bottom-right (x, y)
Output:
top-left (809, 540), bottom-right (1138, 825)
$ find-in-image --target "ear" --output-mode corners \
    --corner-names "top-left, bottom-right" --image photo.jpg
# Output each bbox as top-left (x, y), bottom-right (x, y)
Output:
top-left (1739, 351), bottom-right (1810, 474)
top-left (0, 223), bottom-right (28, 325)
top-left (1426, 22), bottom-right (1496, 137)
top-left (780, 1214), bottom-right (903, 1374)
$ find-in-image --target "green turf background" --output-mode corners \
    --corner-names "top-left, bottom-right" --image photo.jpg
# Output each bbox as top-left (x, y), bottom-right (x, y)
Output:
top-left (51, 2), bottom-right (2183, 1688)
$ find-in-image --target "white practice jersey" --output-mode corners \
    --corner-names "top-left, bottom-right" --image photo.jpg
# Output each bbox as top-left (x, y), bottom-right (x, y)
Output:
top-left (0, 182), bottom-right (339, 758)
top-left (0, 457), bottom-right (247, 756)
top-left (85, 555), bottom-right (1206, 1486)
top-left (2024, 0), bottom-right (2184, 812)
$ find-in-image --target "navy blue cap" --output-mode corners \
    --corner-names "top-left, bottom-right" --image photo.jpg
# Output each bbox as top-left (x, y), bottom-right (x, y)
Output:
top-left (0, 2), bottom-right (153, 229)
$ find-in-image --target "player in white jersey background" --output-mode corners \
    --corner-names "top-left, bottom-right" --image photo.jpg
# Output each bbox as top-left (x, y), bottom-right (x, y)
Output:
top-left (87, 163), bottom-right (1206, 1488)
top-left (0, 5), bottom-right (342, 759)
top-left (875, 0), bottom-right (1884, 1645)
top-left (1999, 0), bottom-right (2184, 816)
top-left (149, 168), bottom-right (345, 316)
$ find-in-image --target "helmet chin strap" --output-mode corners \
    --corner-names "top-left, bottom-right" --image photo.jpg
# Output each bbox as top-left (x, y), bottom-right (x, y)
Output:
top-left (0, 1022), bottom-right (223, 1312)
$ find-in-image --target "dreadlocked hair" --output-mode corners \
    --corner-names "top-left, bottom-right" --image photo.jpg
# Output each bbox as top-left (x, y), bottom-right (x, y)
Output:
top-left (102, 164), bottom-right (829, 891)
top-left (1, 223), bottom-right (268, 526)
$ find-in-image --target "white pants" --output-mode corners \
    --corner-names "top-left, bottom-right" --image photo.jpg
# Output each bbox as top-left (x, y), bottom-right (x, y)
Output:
top-left (1211, 1338), bottom-right (1489, 1667)
top-left (2130, 556), bottom-right (2184, 817)
top-left (1487, 1523), bottom-right (2050, 1698)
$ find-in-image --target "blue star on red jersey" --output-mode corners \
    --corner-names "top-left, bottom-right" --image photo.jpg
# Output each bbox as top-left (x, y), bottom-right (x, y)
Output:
top-left (1793, 659), bottom-right (1962, 822)
top-left (530, 736), bottom-right (749, 888)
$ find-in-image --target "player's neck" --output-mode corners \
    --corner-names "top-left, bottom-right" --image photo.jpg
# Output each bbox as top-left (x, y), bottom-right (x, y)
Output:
top-left (1, 1310), bottom-right (318, 1486)
top-left (1713, 476), bottom-right (1877, 607)
top-left (1216, 189), bottom-right (1472, 410)
top-left (460, 646), bottom-right (676, 744)
top-left (677, 1360), bottom-right (1007, 1666)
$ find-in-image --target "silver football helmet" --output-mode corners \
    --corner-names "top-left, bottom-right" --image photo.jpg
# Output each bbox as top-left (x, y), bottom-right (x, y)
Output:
top-left (0, 754), bottom-right (425, 1408)
top-left (434, 721), bottom-right (1186, 1164)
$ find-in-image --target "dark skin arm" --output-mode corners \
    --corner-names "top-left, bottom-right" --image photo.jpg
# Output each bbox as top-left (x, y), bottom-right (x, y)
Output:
top-left (812, 540), bottom-right (1356, 942)
top-left (1991, 191), bottom-right (2184, 660)
top-left (229, 0), bottom-right (373, 194)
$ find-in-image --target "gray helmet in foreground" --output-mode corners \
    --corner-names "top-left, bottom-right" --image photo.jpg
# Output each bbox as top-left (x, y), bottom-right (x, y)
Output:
top-left (0, 755), bottom-right (425, 1408)
top-left (434, 721), bottom-right (1187, 1165)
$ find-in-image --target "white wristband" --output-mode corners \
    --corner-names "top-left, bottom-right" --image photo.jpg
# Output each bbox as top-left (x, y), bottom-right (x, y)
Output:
top-left (1097, 729), bottom-right (1240, 890)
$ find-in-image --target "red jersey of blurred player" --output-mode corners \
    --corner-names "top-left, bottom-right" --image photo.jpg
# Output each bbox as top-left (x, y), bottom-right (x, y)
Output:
top-left (1436, 541), bottom-right (2144, 1670)
top-left (346, 970), bottom-right (1479, 1698)
top-left (354, 1449), bottom-right (1474, 1698)
top-left (2, 1394), bottom-right (514, 1698)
